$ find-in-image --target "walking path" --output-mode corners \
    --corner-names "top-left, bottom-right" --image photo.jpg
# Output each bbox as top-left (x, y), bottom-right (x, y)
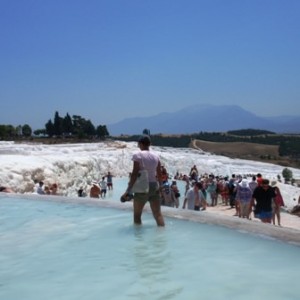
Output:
top-left (207, 205), bottom-right (300, 231)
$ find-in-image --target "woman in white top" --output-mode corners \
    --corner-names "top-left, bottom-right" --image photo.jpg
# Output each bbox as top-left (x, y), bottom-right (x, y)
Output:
top-left (122, 135), bottom-right (165, 227)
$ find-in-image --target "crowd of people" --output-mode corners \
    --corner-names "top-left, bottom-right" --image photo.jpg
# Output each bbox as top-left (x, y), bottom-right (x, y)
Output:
top-left (1, 175), bottom-right (111, 199)
top-left (0, 172), bottom-right (115, 200)
top-left (119, 135), bottom-right (293, 228)
top-left (160, 168), bottom-right (287, 226)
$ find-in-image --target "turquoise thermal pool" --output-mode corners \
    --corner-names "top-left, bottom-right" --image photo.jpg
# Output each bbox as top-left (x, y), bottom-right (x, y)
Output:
top-left (0, 195), bottom-right (299, 300)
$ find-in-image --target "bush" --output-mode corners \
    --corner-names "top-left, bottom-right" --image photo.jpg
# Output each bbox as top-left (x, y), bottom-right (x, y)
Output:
top-left (282, 168), bottom-right (293, 183)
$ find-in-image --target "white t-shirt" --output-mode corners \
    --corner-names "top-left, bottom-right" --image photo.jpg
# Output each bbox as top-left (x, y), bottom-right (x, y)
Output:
top-left (100, 180), bottom-right (107, 190)
top-left (132, 150), bottom-right (160, 182)
top-left (185, 188), bottom-right (205, 210)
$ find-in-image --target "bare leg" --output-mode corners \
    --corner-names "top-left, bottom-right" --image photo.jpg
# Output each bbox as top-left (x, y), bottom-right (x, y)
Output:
top-left (276, 208), bottom-right (281, 226)
top-left (150, 199), bottom-right (165, 226)
top-left (247, 204), bottom-right (252, 219)
top-left (225, 196), bottom-right (229, 206)
top-left (201, 199), bottom-right (207, 210)
top-left (212, 193), bottom-right (217, 206)
top-left (237, 200), bottom-right (241, 217)
top-left (133, 200), bottom-right (147, 225)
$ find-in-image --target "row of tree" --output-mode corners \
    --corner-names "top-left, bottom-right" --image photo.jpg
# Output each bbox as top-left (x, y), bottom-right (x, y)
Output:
top-left (40, 112), bottom-right (109, 139)
top-left (0, 111), bottom-right (110, 140)
top-left (0, 124), bottom-right (32, 138)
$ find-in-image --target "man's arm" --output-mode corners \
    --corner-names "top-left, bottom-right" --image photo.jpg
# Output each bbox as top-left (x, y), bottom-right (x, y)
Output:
top-left (126, 161), bottom-right (140, 193)
top-left (182, 196), bottom-right (187, 209)
top-left (156, 160), bottom-right (163, 186)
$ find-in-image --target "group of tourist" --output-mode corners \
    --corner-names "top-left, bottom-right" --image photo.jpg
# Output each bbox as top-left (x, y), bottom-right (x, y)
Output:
top-left (117, 134), bottom-right (299, 228)
top-left (35, 181), bottom-right (58, 195)
top-left (162, 170), bottom-right (286, 226)
top-left (121, 136), bottom-right (284, 226)
top-left (145, 153), bottom-right (288, 226)
top-left (79, 172), bottom-right (114, 199)
top-left (1, 180), bottom-right (59, 195)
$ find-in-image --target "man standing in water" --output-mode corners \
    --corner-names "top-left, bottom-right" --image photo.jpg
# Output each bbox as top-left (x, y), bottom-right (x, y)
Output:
top-left (106, 172), bottom-right (113, 190)
top-left (122, 135), bottom-right (165, 227)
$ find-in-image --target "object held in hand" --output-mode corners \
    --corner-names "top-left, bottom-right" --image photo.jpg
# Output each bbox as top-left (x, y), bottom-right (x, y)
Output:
top-left (120, 193), bottom-right (134, 203)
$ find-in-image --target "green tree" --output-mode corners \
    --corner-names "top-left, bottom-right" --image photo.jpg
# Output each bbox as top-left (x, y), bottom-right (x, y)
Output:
top-left (54, 111), bottom-right (63, 136)
top-left (96, 125), bottom-right (109, 139)
top-left (22, 124), bottom-right (32, 137)
top-left (0, 125), bottom-right (7, 138)
top-left (16, 125), bottom-right (22, 136)
top-left (62, 113), bottom-right (73, 135)
top-left (72, 115), bottom-right (85, 136)
top-left (34, 129), bottom-right (47, 136)
top-left (6, 125), bottom-right (16, 137)
top-left (83, 119), bottom-right (96, 136)
top-left (282, 168), bottom-right (293, 183)
top-left (72, 115), bottom-right (96, 137)
top-left (45, 119), bottom-right (55, 137)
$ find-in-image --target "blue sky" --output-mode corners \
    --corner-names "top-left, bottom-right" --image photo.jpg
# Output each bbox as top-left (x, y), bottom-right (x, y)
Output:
top-left (0, 0), bottom-right (299, 130)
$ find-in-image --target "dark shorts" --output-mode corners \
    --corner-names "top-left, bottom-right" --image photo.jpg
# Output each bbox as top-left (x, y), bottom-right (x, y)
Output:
top-left (255, 210), bottom-right (272, 220)
top-left (134, 182), bottom-right (159, 202)
top-left (107, 183), bottom-right (112, 187)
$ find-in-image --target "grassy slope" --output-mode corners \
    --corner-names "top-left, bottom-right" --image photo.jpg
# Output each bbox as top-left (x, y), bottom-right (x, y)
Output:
top-left (192, 139), bottom-right (299, 168)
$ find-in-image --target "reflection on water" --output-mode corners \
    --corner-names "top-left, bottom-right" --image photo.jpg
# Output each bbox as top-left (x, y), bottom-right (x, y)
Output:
top-left (131, 226), bottom-right (183, 299)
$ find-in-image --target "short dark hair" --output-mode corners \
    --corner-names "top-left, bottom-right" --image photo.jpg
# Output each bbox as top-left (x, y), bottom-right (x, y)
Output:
top-left (262, 179), bottom-right (269, 185)
top-left (195, 182), bottom-right (203, 189)
top-left (138, 135), bottom-right (151, 146)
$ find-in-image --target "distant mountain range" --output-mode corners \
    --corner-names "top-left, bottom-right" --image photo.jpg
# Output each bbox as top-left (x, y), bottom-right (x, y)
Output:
top-left (108, 104), bottom-right (300, 135)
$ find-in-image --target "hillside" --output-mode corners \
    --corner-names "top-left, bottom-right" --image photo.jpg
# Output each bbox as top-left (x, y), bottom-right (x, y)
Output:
top-left (192, 139), bottom-right (299, 168)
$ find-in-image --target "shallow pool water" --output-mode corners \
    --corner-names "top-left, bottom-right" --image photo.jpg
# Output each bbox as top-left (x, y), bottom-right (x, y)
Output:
top-left (0, 196), bottom-right (299, 300)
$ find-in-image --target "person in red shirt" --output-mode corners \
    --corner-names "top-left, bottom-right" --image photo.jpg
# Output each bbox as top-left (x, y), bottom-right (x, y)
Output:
top-left (256, 173), bottom-right (263, 186)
